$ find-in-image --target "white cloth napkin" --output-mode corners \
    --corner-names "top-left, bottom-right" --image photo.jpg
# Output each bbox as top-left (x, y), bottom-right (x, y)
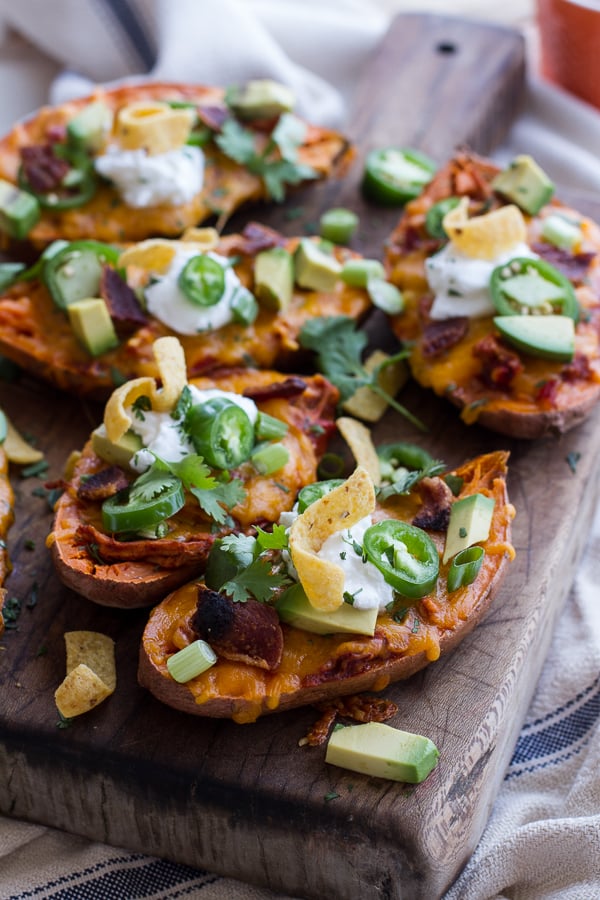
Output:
top-left (0, 2), bottom-right (599, 899)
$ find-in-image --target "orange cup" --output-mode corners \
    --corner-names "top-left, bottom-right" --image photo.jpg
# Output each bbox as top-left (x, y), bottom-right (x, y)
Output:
top-left (536, 0), bottom-right (600, 109)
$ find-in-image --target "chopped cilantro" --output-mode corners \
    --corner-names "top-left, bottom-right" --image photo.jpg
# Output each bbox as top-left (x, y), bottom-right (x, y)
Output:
top-left (20, 459), bottom-right (48, 479)
top-left (2, 595), bottom-right (22, 629)
top-left (56, 713), bottom-right (73, 729)
top-left (131, 395), bottom-right (152, 421)
top-left (324, 791), bottom-right (340, 802)
top-left (459, 527), bottom-right (467, 538)
top-left (566, 451), bottom-right (581, 474)
top-left (31, 484), bottom-right (63, 509)
top-left (221, 557), bottom-right (290, 603)
top-left (444, 474), bottom-right (464, 497)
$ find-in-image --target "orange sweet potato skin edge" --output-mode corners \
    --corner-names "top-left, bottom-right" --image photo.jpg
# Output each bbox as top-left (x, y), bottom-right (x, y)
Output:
top-left (137, 451), bottom-right (514, 721)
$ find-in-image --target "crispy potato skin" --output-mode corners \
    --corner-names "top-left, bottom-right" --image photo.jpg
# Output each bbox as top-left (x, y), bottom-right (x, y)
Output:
top-left (50, 369), bottom-right (339, 608)
top-left (138, 451), bottom-right (514, 723)
top-left (0, 232), bottom-right (370, 399)
top-left (385, 152), bottom-right (600, 438)
top-left (0, 81), bottom-right (353, 249)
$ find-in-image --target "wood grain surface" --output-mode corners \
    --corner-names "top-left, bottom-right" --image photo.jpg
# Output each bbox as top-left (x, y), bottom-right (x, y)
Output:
top-left (2, 14), bottom-right (595, 900)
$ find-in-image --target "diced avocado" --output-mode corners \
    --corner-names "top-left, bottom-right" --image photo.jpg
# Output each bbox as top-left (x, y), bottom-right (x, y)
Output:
top-left (276, 583), bottom-right (378, 636)
top-left (294, 238), bottom-right (342, 292)
top-left (0, 178), bottom-right (40, 240)
top-left (226, 79), bottom-right (295, 120)
top-left (492, 155), bottom-right (555, 216)
top-left (443, 492), bottom-right (495, 564)
top-left (326, 722), bottom-right (440, 784)
top-left (67, 101), bottom-right (113, 152)
top-left (67, 298), bottom-right (119, 357)
top-left (253, 247), bottom-right (294, 311)
top-left (91, 423), bottom-right (142, 468)
top-left (494, 314), bottom-right (575, 363)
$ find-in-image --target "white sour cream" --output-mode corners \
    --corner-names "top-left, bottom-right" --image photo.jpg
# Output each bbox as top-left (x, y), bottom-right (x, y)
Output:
top-left (426, 240), bottom-right (538, 320)
top-left (144, 248), bottom-right (244, 335)
top-left (130, 385), bottom-right (258, 472)
top-left (282, 509), bottom-right (393, 612)
top-left (94, 144), bottom-right (204, 207)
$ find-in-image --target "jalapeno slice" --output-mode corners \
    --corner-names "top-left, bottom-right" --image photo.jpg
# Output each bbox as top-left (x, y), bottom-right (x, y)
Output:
top-left (42, 240), bottom-right (121, 310)
top-left (363, 520), bottom-right (439, 599)
top-left (297, 479), bottom-right (345, 513)
top-left (362, 147), bottom-right (437, 207)
top-left (425, 196), bottom-right (461, 239)
top-left (102, 472), bottom-right (185, 533)
top-left (490, 257), bottom-right (579, 322)
top-left (178, 255), bottom-right (225, 307)
top-left (446, 545), bottom-right (485, 593)
top-left (186, 398), bottom-right (254, 469)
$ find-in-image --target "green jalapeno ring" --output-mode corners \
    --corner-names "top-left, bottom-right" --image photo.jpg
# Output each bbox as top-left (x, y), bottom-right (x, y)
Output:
top-left (424, 196), bottom-right (462, 239)
top-left (297, 479), bottom-right (346, 514)
top-left (186, 397), bottom-right (254, 469)
top-left (490, 256), bottom-right (579, 322)
top-left (362, 147), bottom-right (437, 207)
top-left (363, 520), bottom-right (439, 599)
top-left (101, 473), bottom-right (185, 534)
top-left (446, 545), bottom-right (485, 593)
top-left (42, 240), bottom-right (121, 310)
top-left (178, 255), bottom-right (226, 307)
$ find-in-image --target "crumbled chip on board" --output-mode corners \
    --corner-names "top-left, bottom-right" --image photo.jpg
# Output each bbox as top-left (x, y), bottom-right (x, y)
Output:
top-left (181, 227), bottom-right (220, 250)
top-left (104, 336), bottom-right (187, 441)
top-left (336, 417), bottom-right (381, 485)
top-left (342, 350), bottom-right (408, 423)
top-left (54, 630), bottom-right (116, 718)
top-left (116, 101), bottom-right (194, 155)
top-left (3, 416), bottom-right (44, 464)
top-left (442, 198), bottom-right (527, 260)
top-left (289, 466), bottom-right (375, 612)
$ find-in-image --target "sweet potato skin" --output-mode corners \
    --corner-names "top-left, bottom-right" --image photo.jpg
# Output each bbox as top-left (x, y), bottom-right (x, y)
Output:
top-left (138, 451), bottom-right (514, 723)
top-left (386, 152), bottom-right (600, 439)
top-left (49, 369), bottom-right (339, 608)
top-left (0, 81), bottom-right (353, 250)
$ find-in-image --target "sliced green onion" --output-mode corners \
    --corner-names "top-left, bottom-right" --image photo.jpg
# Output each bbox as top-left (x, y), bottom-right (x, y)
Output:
top-left (251, 442), bottom-right (290, 475)
top-left (230, 285), bottom-right (259, 325)
top-left (254, 411), bottom-right (288, 440)
top-left (340, 258), bottom-right (385, 288)
top-left (319, 208), bottom-right (359, 244)
top-left (541, 213), bottom-right (582, 251)
top-left (0, 262), bottom-right (26, 291)
top-left (367, 277), bottom-right (404, 314)
top-left (0, 409), bottom-right (7, 444)
top-left (317, 452), bottom-right (345, 479)
top-left (167, 640), bottom-right (217, 683)
top-left (447, 545), bottom-right (485, 593)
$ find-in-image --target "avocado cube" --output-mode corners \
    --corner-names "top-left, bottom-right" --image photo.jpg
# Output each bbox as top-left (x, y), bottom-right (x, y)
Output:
top-left (492, 155), bottom-right (555, 216)
top-left (493, 314), bottom-right (575, 363)
top-left (91, 424), bottom-right (142, 469)
top-left (326, 722), bottom-right (440, 783)
top-left (67, 297), bottom-right (119, 357)
top-left (226, 79), bottom-right (295, 120)
top-left (67, 101), bottom-right (113, 152)
top-left (254, 247), bottom-right (294, 311)
top-left (294, 238), bottom-right (342, 292)
top-left (276, 583), bottom-right (378, 636)
top-left (443, 492), bottom-right (495, 564)
top-left (0, 178), bottom-right (40, 240)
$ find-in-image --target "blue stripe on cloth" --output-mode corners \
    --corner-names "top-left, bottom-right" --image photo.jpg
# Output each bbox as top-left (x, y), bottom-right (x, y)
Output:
top-left (5, 855), bottom-right (218, 900)
top-left (505, 675), bottom-right (600, 780)
top-left (96, 0), bottom-right (157, 70)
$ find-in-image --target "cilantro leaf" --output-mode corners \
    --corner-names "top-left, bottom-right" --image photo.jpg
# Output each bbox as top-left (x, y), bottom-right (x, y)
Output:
top-left (171, 385), bottom-right (193, 421)
top-left (131, 468), bottom-right (178, 502)
top-left (168, 455), bottom-right (213, 490)
top-left (191, 479), bottom-right (246, 525)
top-left (255, 524), bottom-right (288, 552)
top-left (221, 556), bottom-right (290, 603)
top-left (215, 119), bottom-right (256, 164)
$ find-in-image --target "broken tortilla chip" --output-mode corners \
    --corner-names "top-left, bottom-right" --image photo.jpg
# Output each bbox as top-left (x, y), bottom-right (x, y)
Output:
top-left (336, 417), bottom-right (381, 486)
top-left (54, 629), bottom-right (116, 718)
top-left (55, 664), bottom-right (113, 718)
top-left (443, 198), bottom-right (527, 260)
top-left (289, 466), bottom-right (375, 612)
top-left (2, 416), bottom-right (44, 464)
top-left (116, 101), bottom-right (194, 155)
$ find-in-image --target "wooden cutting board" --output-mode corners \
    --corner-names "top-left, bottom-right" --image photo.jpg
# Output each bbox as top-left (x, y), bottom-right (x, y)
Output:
top-left (2, 14), bottom-right (595, 900)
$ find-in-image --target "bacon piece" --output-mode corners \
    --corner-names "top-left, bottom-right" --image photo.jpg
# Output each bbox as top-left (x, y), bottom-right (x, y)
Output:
top-left (535, 377), bottom-right (560, 406)
top-left (412, 476), bottom-right (453, 531)
top-left (302, 694), bottom-right (399, 746)
top-left (473, 334), bottom-right (523, 389)
top-left (243, 375), bottom-right (307, 402)
top-left (20, 144), bottom-right (70, 194)
top-left (421, 317), bottom-right (469, 358)
top-left (196, 104), bottom-right (229, 132)
top-left (76, 523), bottom-right (217, 567)
top-left (530, 243), bottom-right (596, 284)
top-left (100, 265), bottom-right (147, 334)
top-left (562, 353), bottom-right (592, 382)
top-left (77, 466), bottom-right (129, 502)
top-left (225, 222), bottom-right (287, 256)
top-left (191, 585), bottom-right (283, 671)
top-left (45, 124), bottom-right (67, 143)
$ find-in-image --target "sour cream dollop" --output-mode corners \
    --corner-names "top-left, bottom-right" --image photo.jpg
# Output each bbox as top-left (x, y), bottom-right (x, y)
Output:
top-left (426, 241), bottom-right (538, 320)
top-left (130, 386), bottom-right (258, 472)
top-left (144, 248), bottom-right (245, 335)
top-left (94, 144), bottom-right (204, 207)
